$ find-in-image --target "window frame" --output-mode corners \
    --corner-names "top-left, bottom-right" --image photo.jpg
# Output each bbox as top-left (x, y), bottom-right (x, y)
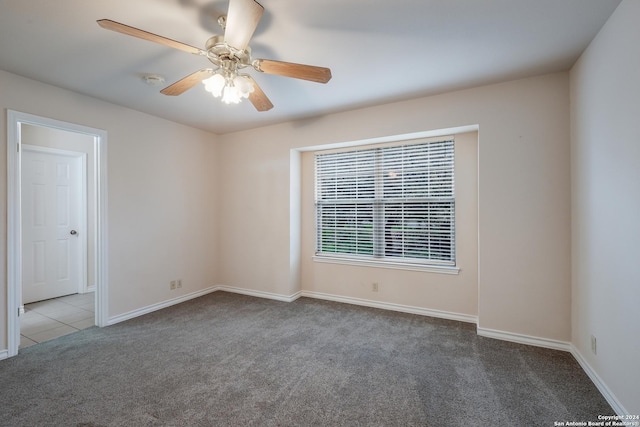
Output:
top-left (313, 136), bottom-right (459, 274)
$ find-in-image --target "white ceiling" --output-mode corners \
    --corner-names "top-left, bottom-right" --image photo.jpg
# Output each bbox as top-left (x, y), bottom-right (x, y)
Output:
top-left (0, 0), bottom-right (621, 134)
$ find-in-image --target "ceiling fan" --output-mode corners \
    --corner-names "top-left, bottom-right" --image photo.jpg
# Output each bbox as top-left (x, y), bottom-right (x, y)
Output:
top-left (97, 0), bottom-right (332, 111)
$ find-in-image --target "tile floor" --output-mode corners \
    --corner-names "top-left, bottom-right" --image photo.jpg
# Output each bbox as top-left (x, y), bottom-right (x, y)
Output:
top-left (20, 292), bottom-right (95, 349)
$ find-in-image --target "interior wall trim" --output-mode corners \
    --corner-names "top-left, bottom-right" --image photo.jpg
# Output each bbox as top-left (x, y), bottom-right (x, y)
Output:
top-left (216, 287), bottom-right (477, 324)
top-left (571, 345), bottom-right (627, 416)
top-left (476, 327), bottom-right (572, 352)
top-left (465, 328), bottom-right (625, 414)
top-left (214, 286), bottom-right (478, 324)
top-left (0, 350), bottom-right (8, 361)
top-left (106, 286), bottom-right (219, 326)
top-left (216, 285), bottom-right (302, 303)
top-left (107, 285), bottom-right (302, 326)
top-left (300, 290), bottom-right (478, 324)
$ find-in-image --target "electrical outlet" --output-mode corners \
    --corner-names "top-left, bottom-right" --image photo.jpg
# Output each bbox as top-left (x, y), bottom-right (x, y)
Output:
top-left (177, 279), bottom-right (182, 288)
top-left (372, 282), bottom-right (379, 292)
top-left (590, 335), bottom-right (597, 355)
top-left (170, 280), bottom-right (176, 290)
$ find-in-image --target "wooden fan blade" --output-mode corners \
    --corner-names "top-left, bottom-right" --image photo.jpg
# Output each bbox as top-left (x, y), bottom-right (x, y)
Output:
top-left (246, 76), bottom-right (273, 111)
top-left (160, 69), bottom-right (213, 96)
top-left (224, 0), bottom-right (264, 51)
top-left (253, 59), bottom-right (332, 83)
top-left (97, 19), bottom-right (204, 56)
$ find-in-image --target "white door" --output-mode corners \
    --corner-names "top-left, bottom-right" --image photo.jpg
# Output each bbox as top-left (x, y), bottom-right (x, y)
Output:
top-left (21, 146), bottom-right (85, 304)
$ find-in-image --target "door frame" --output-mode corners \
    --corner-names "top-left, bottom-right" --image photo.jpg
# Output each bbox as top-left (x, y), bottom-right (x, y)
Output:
top-left (21, 144), bottom-right (89, 301)
top-left (6, 110), bottom-right (109, 358)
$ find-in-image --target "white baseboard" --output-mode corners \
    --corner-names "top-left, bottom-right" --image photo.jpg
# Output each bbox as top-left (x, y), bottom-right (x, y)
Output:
top-left (208, 285), bottom-right (478, 323)
top-left (476, 327), bottom-right (572, 352)
top-left (107, 286), bottom-right (219, 326)
top-left (570, 345), bottom-right (628, 416)
top-left (300, 290), bottom-right (478, 324)
top-left (214, 286), bottom-right (477, 324)
top-left (216, 285), bottom-right (301, 303)
top-left (444, 325), bottom-right (627, 415)
top-left (0, 349), bottom-right (8, 361)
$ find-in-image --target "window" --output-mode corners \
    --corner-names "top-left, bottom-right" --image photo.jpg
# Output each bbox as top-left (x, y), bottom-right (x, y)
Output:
top-left (315, 137), bottom-right (455, 267)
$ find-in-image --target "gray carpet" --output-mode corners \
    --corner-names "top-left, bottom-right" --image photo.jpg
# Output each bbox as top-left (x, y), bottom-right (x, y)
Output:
top-left (0, 292), bottom-right (613, 426)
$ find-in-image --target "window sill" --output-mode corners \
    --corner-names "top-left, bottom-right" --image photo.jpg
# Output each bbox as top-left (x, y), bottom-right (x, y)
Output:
top-left (312, 256), bottom-right (460, 275)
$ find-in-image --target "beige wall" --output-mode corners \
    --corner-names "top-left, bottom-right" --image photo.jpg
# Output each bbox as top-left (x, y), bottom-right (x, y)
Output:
top-left (0, 70), bottom-right (219, 351)
top-left (570, 0), bottom-right (639, 414)
top-left (2, 70), bottom-right (572, 356)
top-left (300, 132), bottom-right (478, 317)
top-left (218, 72), bottom-right (571, 342)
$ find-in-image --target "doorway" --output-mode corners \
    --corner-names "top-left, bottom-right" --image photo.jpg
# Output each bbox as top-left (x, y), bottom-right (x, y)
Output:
top-left (6, 110), bottom-right (108, 358)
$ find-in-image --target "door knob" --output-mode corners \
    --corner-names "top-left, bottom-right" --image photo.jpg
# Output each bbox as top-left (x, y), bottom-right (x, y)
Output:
top-left (70, 230), bottom-right (78, 235)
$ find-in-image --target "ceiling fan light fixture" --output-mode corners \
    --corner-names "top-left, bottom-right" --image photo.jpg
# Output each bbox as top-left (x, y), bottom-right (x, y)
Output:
top-left (203, 73), bottom-right (226, 97)
top-left (222, 84), bottom-right (242, 104)
top-left (233, 75), bottom-right (255, 97)
top-left (203, 72), bottom-right (254, 104)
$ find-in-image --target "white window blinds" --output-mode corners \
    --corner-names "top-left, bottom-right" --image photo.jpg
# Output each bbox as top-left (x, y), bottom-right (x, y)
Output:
top-left (315, 138), bottom-right (455, 265)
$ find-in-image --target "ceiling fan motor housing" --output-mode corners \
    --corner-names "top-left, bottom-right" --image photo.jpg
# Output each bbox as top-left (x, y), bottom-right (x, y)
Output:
top-left (205, 35), bottom-right (251, 68)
